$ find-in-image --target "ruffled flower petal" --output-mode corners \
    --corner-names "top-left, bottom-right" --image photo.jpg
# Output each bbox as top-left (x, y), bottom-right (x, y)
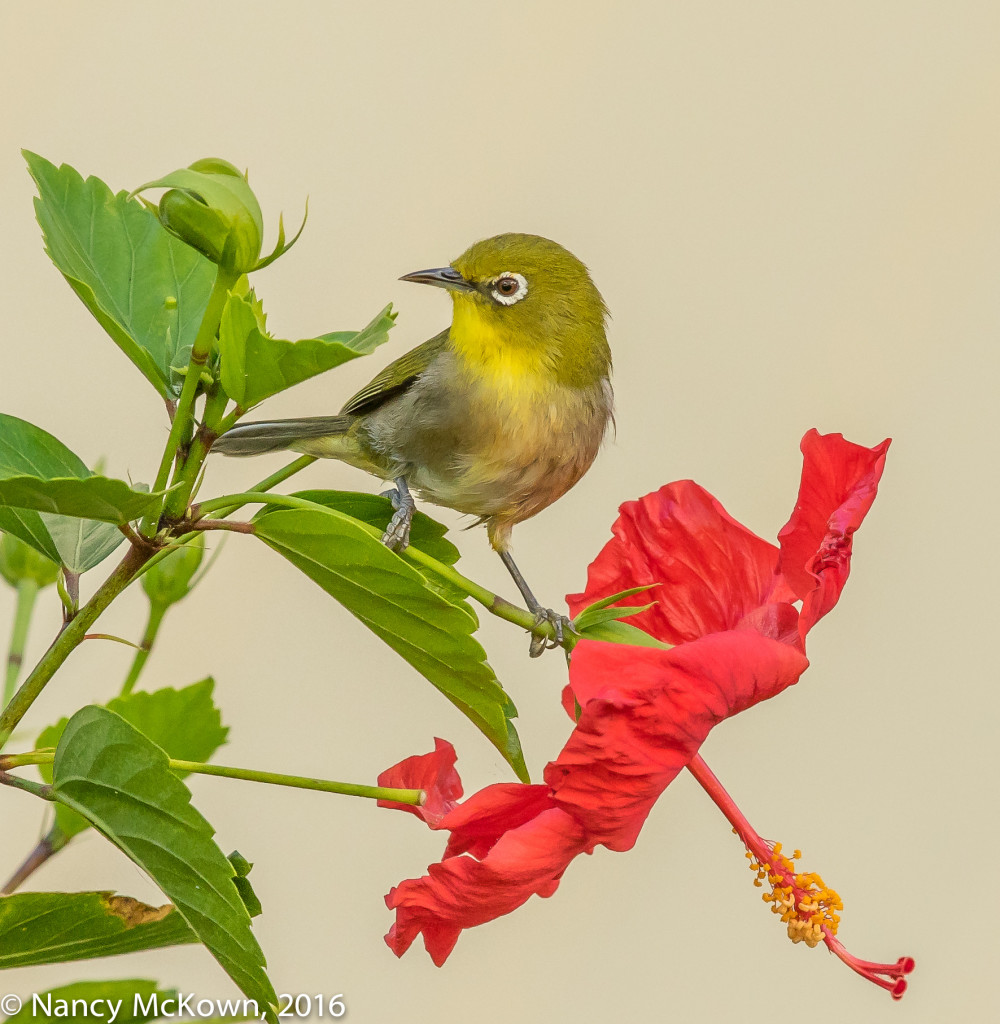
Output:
top-left (441, 783), bottom-right (556, 859)
top-left (377, 737), bottom-right (463, 826)
top-left (547, 632), bottom-right (809, 851)
top-left (567, 480), bottom-right (786, 644)
top-left (776, 430), bottom-right (890, 636)
top-left (385, 807), bottom-right (588, 966)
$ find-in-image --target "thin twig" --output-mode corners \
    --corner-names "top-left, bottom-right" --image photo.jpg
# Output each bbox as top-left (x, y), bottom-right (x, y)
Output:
top-left (190, 519), bottom-right (255, 534)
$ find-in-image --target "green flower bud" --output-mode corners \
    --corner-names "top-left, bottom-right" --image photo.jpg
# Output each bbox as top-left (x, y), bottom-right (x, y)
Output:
top-left (0, 533), bottom-right (59, 589)
top-left (142, 534), bottom-right (205, 608)
top-left (132, 159), bottom-right (264, 274)
top-left (132, 159), bottom-right (307, 276)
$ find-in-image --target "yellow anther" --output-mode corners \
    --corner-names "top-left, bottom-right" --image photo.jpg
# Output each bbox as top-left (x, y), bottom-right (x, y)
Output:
top-left (744, 838), bottom-right (843, 944)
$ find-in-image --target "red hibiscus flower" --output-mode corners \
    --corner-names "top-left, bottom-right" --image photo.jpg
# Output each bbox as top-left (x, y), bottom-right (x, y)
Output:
top-left (380, 430), bottom-right (913, 997)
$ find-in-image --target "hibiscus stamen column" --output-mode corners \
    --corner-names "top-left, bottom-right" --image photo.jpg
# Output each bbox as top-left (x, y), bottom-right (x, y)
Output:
top-left (687, 754), bottom-right (914, 999)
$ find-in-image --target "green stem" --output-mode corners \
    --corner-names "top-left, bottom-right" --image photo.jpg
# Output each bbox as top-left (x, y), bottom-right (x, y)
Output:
top-left (169, 759), bottom-right (423, 804)
top-left (0, 544), bottom-right (150, 752)
top-left (0, 750), bottom-right (52, 767)
top-left (0, 771), bottom-right (52, 799)
top-left (141, 267), bottom-right (238, 535)
top-left (1, 828), bottom-right (67, 895)
top-left (193, 491), bottom-right (549, 639)
top-left (0, 751), bottom-right (422, 806)
top-left (3, 579), bottom-right (39, 709)
top-left (119, 602), bottom-right (168, 696)
top-left (130, 455), bottom-right (317, 586)
top-left (169, 384), bottom-right (232, 509)
top-left (205, 456), bottom-right (317, 517)
top-left (216, 409), bottom-right (241, 436)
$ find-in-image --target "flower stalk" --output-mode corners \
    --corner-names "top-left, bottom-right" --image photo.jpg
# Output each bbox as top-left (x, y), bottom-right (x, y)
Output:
top-left (687, 754), bottom-right (914, 999)
top-left (0, 750), bottom-right (422, 806)
top-left (119, 601), bottom-right (167, 697)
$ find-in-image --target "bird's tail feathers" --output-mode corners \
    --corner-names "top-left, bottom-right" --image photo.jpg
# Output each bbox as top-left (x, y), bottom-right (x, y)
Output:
top-left (212, 416), bottom-right (353, 457)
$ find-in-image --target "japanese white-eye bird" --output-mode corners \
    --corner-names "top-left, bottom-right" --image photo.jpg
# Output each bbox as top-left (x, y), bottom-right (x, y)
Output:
top-left (213, 233), bottom-right (613, 655)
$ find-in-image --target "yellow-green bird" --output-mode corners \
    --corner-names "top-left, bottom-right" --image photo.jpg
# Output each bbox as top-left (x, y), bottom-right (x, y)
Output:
top-left (214, 233), bottom-right (613, 655)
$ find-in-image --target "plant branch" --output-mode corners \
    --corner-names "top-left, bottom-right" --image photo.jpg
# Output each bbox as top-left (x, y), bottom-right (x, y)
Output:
top-left (1, 750), bottom-right (422, 805)
top-left (169, 759), bottom-right (423, 803)
top-left (0, 769), bottom-right (52, 799)
top-left (141, 266), bottom-right (238, 535)
top-left (168, 383), bottom-right (232, 509)
top-left (130, 455), bottom-right (318, 586)
top-left (3, 579), bottom-right (39, 709)
top-left (1, 829), bottom-right (67, 895)
top-left (0, 544), bottom-right (150, 751)
top-left (191, 519), bottom-right (255, 534)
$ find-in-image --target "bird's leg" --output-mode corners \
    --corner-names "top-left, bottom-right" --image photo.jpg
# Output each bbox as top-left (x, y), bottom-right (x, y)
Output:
top-left (380, 476), bottom-right (415, 551)
top-left (498, 549), bottom-right (574, 658)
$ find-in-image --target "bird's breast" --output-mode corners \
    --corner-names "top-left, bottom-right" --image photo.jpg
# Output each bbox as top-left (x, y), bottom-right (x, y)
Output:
top-left (362, 350), bottom-right (612, 527)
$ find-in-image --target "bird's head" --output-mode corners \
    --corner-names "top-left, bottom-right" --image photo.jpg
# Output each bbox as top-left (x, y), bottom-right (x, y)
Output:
top-left (401, 233), bottom-right (610, 388)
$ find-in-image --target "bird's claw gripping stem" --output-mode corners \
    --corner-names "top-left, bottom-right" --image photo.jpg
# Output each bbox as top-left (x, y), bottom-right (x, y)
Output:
top-left (496, 548), bottom-right (575, 657)
top-left (381, 477), bottom-right (414, 552)
top-left (529, 608), bottom-right (575, 658)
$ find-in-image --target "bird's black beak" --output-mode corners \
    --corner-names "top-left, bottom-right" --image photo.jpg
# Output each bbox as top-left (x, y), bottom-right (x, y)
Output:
top-left (399, 266), bottom-right (476, 292)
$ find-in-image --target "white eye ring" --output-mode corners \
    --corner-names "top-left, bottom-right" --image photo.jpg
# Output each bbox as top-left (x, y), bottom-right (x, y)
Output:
top-left (489, 272), bottom-right (528, 306)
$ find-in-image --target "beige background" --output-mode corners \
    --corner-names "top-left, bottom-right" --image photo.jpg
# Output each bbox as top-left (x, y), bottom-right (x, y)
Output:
top-left (1, 2), bottom-right (997, 1021)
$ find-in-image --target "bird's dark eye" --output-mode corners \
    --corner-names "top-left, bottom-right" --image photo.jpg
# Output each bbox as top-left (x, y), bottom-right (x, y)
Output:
top-left (489, 272), bottom-right (528, 305)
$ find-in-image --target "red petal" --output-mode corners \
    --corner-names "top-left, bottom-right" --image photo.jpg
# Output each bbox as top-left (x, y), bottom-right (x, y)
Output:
top-left (548, 634), bottom-right (809, 851)
top-left (384, 808), bottom-right (588, 965)
top-left (777, 430), bottom-right (890, 635)
top-left (377, 738), bottom-right (463, 826)
top-left (567, 481), bottom-right (782, 644)
top-left (440, 783), bottom-right (556, 859)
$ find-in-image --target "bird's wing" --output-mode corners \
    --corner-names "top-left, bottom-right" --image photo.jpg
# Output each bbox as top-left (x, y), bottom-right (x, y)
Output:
top-left (339, 329), bottom-right (449, 416)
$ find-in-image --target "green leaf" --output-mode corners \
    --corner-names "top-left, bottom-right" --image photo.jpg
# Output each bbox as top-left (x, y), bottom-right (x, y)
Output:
top-left (573, 603), bottom-right (656, 630)
top-left (0, 868), bottom-right (258, 972)
top-left (40, 513), bottom-right (127, 576)
top-left (4, 980), bottom-right (176, 1024)
top-left (0, 891), bottom-right (198, 968)
top-left (572, 618), bottom-right (670, 649)
top-left (25, 152), bottom-right (216, 398)
top-left (0, 476), bottom-right (159, 523)
top-left (0, 414), bottom-right (156, 571)
top-left (50, 707), bottom-right (275, 1019)
top-left (254, 507), bottom-right (527, 780)
top-left (219, 294), bottom-right (395, 409)
top-left (37, 679), bottom-right (230, 842)
top-left (284, 490), bottom-right (472, 617)
top-left (287, 491), bottom-right (459, 562)
top-left (107, 679), bottom-right (230, 764)
top-left (572, 585), bottom-right (665, 640)
top-left (573, 584), bottom-right (659, 614)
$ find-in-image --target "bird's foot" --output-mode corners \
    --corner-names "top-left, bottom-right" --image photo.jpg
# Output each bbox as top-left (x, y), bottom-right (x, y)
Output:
top-left (528, 608), bottom-right (576, 659)
top-left (380, 483), bottom-right (415, 552)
